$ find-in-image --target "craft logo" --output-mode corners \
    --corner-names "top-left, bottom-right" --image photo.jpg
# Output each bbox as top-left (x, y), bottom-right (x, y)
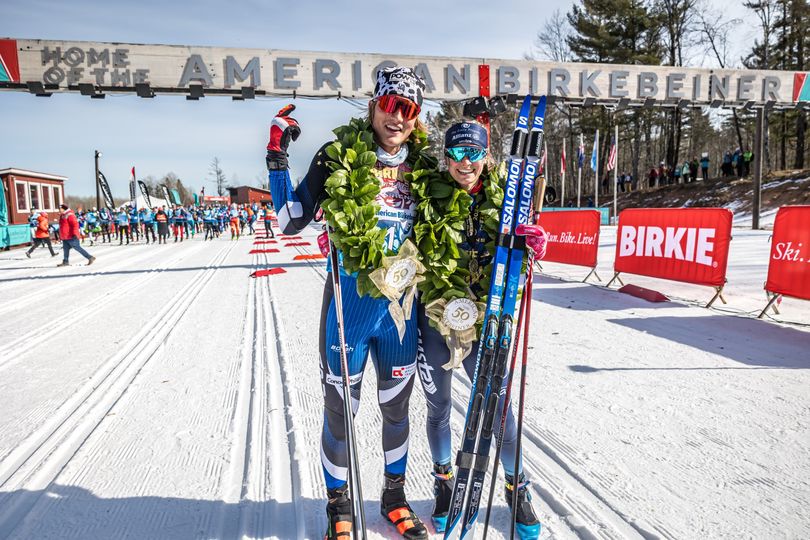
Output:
top-left (793, 73), bottom-right (810, 102)
top-left (0, 39), bottom-right (20, 83)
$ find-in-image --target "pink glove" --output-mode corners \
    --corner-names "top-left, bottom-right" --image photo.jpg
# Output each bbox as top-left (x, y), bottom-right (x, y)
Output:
top-left (317, 230), bottom-right (331, 257)
top-left (516, 224), bottom-right (548, 260)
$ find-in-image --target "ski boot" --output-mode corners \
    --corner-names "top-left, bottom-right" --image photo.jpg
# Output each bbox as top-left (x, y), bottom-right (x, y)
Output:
top-left (505, 473), bottom-right (542, 540)
top-left (380, 473), bottom-right (428, 539)
top-left (324, 485), bottom-right (353, 539)
top-left (430, 463), bottom-right (454, 533)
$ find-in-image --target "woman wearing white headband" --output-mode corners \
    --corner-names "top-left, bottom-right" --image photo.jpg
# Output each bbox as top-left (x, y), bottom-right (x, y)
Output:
top-left (266, 66), bottom-right (431, 540)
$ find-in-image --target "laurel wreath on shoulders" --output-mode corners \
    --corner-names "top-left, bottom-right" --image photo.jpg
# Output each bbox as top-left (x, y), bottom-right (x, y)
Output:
top-left (321, 117), bottom-right (439, 298)
top-left (412, 168), bottom-right (503, 314)
top-left (321, 117), bottom-right (504, 320)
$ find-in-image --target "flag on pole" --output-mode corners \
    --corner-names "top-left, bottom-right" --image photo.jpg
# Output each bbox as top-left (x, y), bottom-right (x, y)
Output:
top-left (590, 132), bottom-right (599, 172)
top-left (129, 166), bottom-right (137, 203)
top-left (607, 136), bottom-right (618, 171)
top-left (561, 142), bottom-right (567, 174)
top-left (577, 137), bottom-right (585, 169)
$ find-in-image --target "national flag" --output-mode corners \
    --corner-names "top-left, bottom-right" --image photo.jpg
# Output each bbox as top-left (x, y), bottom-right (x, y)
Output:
top-left (607, 136), bottom-right (618, 172)
top-left (590, 131), bottom-right (599, 172)
top-left (561, 143), bottom-right (567, 174)
top-left (577, 136), bottom-right (585, 169)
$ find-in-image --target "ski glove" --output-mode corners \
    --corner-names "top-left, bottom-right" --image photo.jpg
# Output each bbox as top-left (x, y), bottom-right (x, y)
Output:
top-left (516, 224), bottom-right (548, 260)
top-left (317, 230), bottom-right (331, 258)
top-left (266, 104), bottom-right (301, 170)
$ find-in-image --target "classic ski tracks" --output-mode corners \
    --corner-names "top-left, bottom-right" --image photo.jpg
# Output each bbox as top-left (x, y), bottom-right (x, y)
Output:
top-left (212, 247), bottom-right (305, 540)
top-left (0, 242), bottom-right (209, 371)
top-left (0, 241), bottom-right (237, 539)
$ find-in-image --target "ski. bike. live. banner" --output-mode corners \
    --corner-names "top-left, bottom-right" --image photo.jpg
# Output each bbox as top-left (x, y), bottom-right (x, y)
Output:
top-left (538, 210), bottom-right (601, 268)
top-left (615, 208), bottom-right (733, 287)
top-left (765, 206), bottom-right (810, 301)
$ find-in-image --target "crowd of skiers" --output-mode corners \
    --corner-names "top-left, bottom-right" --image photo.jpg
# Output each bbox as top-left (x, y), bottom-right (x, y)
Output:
top-left (25, 201), bottom-right (277, 258)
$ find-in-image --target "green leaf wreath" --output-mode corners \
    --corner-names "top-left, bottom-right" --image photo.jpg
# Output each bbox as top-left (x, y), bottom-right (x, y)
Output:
top-left (320, 116), bottom-right (503, 317)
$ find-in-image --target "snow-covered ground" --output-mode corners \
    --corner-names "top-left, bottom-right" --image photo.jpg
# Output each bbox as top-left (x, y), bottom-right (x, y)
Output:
top-left (0, 225), bottom-right (807, 540)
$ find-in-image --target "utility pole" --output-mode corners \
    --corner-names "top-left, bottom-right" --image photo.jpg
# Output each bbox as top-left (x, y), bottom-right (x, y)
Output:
top-left (752, 108), bottom-right (765, 230)
top-left (94, 150), bottom-right (102, 210)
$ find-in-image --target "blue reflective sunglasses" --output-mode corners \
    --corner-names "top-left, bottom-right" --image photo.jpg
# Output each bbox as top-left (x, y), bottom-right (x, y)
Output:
top-left (445, 146), bottom-right (487, 163)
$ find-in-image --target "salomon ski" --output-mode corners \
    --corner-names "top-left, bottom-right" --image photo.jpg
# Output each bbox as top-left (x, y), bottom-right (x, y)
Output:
top-left (443, 95), bottom-right (547, 540)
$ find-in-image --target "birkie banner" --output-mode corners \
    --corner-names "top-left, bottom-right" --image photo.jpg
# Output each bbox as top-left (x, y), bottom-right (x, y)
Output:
top-left (764, 206), bottom-right (810, 301)
top-left (539, 210), bottom-right (600, 268)
top-left (614, 208), bottom-right (733, 288)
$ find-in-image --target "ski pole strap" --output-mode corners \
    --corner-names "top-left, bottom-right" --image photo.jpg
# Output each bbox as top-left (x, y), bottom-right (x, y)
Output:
top-left (456, 451), bottom-right (490, 472)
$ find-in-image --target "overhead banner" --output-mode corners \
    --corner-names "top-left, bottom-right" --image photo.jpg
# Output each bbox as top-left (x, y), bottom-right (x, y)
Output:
top-left (539, 210), bottom-right (601, 268)
top-left (615, 208), bottom-right (733, 288)
top-left (97, 170), bottom-right (116, 209)
top-left (0, 38), bottom-right (807, 106)
top-left (765, 206), bottom-right (810, 301)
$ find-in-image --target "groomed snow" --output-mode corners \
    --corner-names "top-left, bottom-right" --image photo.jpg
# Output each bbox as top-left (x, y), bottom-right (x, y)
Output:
top-left (0, 224), bottom-right (807, 539)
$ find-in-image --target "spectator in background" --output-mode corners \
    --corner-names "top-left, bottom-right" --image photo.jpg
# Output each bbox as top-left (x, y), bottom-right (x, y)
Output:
top-left (689, 158), bottom-right (699, 183)
top-left (648, 166), bottom-right (658, 189)
top-left (700, 153), bottom-right (710, 181)
top-left (26, 211), bottom-right (57, 258)
top-left (673, 163), bottom-right (682, 184)
top-left (722, 150), bottom-right (733, 177)
top-left (733, 148), bottom-right (743, 178)
top-left (743, 149), bottom-right (754, 177)
top-left (57, 204), bottom-right (95, 267)
top-left (681, 161), bottom-right (691, 183)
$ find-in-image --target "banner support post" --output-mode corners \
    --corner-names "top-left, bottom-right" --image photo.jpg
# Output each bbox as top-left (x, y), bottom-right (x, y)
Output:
top-left (606, 271), bottom-right (624, 288)
top-left (583, 267), bottom-right (601, 283)
top-left (706, 286), bottom-right (727, 308)
top-left (758, 292), bottom-right (782, 318)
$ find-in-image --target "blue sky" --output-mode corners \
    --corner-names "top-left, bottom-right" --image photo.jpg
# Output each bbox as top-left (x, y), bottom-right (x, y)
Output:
top-left (1, 0), bottom-right (755, 197)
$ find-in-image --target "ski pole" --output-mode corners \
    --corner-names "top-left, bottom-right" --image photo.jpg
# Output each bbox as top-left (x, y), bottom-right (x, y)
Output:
top-left (326, 228), bottom-right (367, 539)
top-left (481, 268), bottom-right (528, 539)
top-left (510, 177), bottom-right (547, 539)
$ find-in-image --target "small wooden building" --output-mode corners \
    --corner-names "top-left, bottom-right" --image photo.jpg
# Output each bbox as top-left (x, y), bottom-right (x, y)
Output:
top-left (0, 168), bottom-right (67, 225)
top-left (227, 186), bottom-right (272, 206)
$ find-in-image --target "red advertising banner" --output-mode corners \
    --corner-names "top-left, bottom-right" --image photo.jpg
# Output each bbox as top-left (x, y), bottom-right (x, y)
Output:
top-left (538, 210), bottom-right (601, 268)
top-left (765, 206), bottom-right (810, 301)
top-left (614, 208), bottom-right (733, 287)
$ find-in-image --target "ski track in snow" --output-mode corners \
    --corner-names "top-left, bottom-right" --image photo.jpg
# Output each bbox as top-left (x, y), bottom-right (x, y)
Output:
top-left (0, 226), bottom-right (807, 539)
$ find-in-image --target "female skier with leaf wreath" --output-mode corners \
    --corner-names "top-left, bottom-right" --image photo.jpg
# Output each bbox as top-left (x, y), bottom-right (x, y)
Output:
top-left (412, 121), bottom-right (547, 539)
top-left (266, 67), bottom-right (437, 540)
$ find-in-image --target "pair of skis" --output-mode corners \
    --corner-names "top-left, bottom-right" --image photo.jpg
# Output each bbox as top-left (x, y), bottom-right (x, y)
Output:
top-left (444, 95), bottom-right (547, 540)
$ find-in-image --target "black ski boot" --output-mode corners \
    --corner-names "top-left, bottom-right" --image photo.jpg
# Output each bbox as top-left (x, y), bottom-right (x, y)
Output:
top-left (380, 473), bottom-right (428, 539)
top-left (505, 473), bottom-right (542, 540)
top-left (324, 485), bottom-right (353, 540)
top-left (430, 463), bottom-right (454, 533)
